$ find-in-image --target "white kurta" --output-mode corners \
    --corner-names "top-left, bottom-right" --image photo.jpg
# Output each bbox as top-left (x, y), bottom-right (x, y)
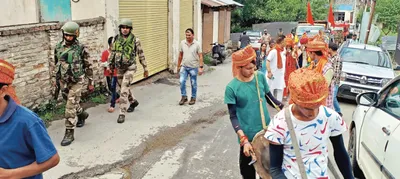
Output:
top-left (266, 49), bottom-right (286, 90)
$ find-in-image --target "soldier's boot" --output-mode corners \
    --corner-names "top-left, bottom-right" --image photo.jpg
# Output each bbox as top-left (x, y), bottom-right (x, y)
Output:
top-left (117, 114), bottom-right (125, 124)
top-left (127, 100), bottom-right (139, 113)
top-left (61, 129), bottom-right (75, 146)
top-left (179, 96), bottom-right (188, 105)
top-left (76, 111), bottom-right (89, 128)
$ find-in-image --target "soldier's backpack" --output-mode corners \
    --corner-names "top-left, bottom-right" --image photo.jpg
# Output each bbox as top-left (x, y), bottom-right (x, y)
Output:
top-left (112, 33), bottom-right (137, 69)
top-left (55, 41), bottom-right (85, 81)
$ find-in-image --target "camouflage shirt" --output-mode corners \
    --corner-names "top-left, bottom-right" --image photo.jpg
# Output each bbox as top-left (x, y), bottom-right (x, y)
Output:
top-left (108, 33), bottom-right (147, 71)
top-left (53, 40), bottom-right (93, 84)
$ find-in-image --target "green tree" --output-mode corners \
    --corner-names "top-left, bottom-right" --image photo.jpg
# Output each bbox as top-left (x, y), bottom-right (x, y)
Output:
top-left (374, 0), bottom-right (400, 34)
top-left (232, 0), bottom-right (330, 32)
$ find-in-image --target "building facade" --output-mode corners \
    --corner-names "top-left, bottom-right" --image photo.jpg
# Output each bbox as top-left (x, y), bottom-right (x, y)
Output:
top-left (201, 0), bottom-right (242, 53)
top-left (333, 0), bottom-right (355, 24)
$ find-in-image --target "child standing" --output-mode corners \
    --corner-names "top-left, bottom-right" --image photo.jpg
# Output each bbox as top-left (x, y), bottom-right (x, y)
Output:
top-left (101, 36), bottom-right (120, 112)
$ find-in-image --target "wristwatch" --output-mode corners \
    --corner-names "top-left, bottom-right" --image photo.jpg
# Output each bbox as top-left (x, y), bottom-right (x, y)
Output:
top-left (200, 66), bottom-right (204, 68)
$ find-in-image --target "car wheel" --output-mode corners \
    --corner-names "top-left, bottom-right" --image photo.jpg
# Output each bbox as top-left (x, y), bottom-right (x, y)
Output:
top-left (348, 127), bottom-right (366, 179)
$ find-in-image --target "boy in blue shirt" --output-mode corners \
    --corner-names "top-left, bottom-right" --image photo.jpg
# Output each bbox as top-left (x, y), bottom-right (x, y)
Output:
top-left (0, 59), bottom-right (60, 178)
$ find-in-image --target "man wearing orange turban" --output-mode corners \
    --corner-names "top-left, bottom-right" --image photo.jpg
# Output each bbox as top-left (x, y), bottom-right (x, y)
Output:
top-left (298, 33), bottom-right (309, 68)
top-left (265, 68), bottom-right (353, 179)
top-left (306, 40), bottom-right (335, 109)
top-left (283, 36), bottom-right (298, 99)
top-left (0, 60), bottom-right (20, 104)
top-left (226, 45), bottom-right (283, 178)
top-left (0, 59), bottom-right (60, 178)
top-left (309, 29), bottom-right (326, 42)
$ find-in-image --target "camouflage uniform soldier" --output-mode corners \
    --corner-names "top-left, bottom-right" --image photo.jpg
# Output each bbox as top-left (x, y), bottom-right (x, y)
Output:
top-left (52, 21), bottom-right (94, 146)
top-left (107, 18), bottom-right (148, 123)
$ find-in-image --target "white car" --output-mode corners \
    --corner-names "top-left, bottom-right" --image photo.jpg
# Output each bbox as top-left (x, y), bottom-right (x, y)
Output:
top-left (337, 43), bottom-right (395, 100)
top-left (246, 30), bottom-right (262, 51)
top-left (348, 75), bottom-right (400, 179)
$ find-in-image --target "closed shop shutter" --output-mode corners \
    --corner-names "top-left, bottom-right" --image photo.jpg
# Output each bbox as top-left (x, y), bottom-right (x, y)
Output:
top-left (180, 0), bottom-right (193, 41)
top-left (119, 0), bottom-right (168, 82)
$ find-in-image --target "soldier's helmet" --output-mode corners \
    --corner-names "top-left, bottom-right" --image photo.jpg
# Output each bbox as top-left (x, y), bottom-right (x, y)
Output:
top-left (119, 18), bottom-right (133, 28)
top-left (61, 21), bottom-right (80, 37)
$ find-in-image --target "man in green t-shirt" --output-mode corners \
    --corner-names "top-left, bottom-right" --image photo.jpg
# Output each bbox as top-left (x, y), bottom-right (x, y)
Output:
top-left (225, 45), bottom-right (284, 179)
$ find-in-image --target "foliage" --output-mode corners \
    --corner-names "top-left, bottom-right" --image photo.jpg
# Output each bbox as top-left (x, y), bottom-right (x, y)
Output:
top-left (375, 0), bottom-right (400, 34)
top-left (203, 53), bottom-right (213, 65)
top-left (33, 100), bottom-right (66, 127)
top-left (33, 86), bottom-right (108, 127)
top-left (356, 10), bottom-right (363, 24)
top-left (80, 86), bottom-right (108, 104)
top-left (232, 0), bottom-right (330, 32)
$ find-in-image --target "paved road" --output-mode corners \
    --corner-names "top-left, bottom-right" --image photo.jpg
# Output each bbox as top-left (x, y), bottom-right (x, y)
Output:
top-left (43, 58), bottom-right (357, 179)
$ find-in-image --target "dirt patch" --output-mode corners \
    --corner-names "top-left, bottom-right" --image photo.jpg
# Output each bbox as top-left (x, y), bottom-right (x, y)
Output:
top-left (153, 77), bottom-right (179, 86)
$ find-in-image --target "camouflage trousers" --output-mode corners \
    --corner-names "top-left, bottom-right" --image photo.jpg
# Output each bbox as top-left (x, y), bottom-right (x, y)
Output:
top-left (117, 69), bottom-right (136, 115)
top-left (62, 80), bottom-right (84, 129)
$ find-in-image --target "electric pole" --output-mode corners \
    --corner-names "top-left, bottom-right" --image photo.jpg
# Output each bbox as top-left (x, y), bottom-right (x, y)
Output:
top-left (364, 0), bottom-right (376, 44)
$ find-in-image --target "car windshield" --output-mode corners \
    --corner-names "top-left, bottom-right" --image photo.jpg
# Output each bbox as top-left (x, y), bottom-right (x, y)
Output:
top-left (297, 25), bottom-right (324, 35)
top-left (246, 31), bottom-right (260, 37)
top-left (339, 47), bottom-right (392, 68)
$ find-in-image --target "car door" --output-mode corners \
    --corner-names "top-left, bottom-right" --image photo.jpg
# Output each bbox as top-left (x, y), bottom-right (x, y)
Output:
top-left (358, 80), bottom-right (400, 179)
top-left (381, 81), bottom-right (400, 179)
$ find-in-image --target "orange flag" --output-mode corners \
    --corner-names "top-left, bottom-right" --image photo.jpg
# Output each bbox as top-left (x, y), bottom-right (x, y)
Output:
top-left (307, 1), bottom-right (315, 25)
top-left (328, 3), bottom-right (335, 28)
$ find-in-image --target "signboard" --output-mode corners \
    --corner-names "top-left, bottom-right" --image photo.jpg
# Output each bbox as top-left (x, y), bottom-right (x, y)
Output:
top-left (395, 23), bottom-right (400, 65)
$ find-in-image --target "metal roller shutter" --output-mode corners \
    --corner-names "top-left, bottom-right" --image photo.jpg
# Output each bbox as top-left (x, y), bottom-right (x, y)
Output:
top-left (180, 0), bottom-right (193, 41)
top-left (119, 0), bottom-right (168, 82)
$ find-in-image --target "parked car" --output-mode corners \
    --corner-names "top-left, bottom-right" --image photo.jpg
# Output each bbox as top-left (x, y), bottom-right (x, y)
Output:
top-left (245, 30), bottom-right (262, 51)
top-left (337, 42), bottom-right (396, 100)
top-left (348, 75), bottom-right (400, 179)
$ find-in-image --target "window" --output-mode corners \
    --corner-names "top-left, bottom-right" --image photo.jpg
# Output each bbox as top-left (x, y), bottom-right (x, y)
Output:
top-left (339, 47), bottom-right (392, 68)
top-left (380, 81), bottom-right (400, 118)
top-left (246, 31), bottom-right (261, 37)
top-left (335, 12), bottom-right (345, 21)
top-left (296, 26), bottom-right (325, 36)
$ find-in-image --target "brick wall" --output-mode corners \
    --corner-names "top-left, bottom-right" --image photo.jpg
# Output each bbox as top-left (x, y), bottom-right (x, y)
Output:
top-left (0, 17), bottom-right (106, 109)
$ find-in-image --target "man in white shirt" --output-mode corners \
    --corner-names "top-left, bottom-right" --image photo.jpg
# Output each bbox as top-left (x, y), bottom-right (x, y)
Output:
top-left (266, 35), bottom-right (286, 101)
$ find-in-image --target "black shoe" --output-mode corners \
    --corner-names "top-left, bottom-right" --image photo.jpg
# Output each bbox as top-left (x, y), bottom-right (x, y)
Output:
top-left (117, 115), bottom-right (125, 123)
top-left (76, 111), bottom-right (89, 128)
top-left (61, 129), bottom-right (75, 146)
top-left (127, 100), bottom-right (139, 113)
top-left (179, 96), bottom-right (188, 105)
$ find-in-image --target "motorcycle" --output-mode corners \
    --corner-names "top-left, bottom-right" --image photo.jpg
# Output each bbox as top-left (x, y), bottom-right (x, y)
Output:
top-left (210, 42), bottom-right (226, 66)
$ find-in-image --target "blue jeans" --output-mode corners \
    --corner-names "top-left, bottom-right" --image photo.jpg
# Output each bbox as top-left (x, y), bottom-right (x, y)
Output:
top-left (109, 76), bottom-right (119, 108)
top-left (333, 85), bottom-right (341, 113)
top-left (180, 66), bottom-right (198, 98)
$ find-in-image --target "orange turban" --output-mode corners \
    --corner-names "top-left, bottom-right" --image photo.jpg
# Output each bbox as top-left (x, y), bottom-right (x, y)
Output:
top-left (284, 37), bottom-right (294, 47)
top-left (231, 45), bottom-right (256, 77)
top-left (300, 33), bottom-right (308, 45)
top-left (306, 40), bottom-right (329, 74)
top-left (0, 59), bottom-right (20, 104)
top-left (288, 68), bottom-right (328, 108)
top-left (307, 40), bottom-right (327, 52)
